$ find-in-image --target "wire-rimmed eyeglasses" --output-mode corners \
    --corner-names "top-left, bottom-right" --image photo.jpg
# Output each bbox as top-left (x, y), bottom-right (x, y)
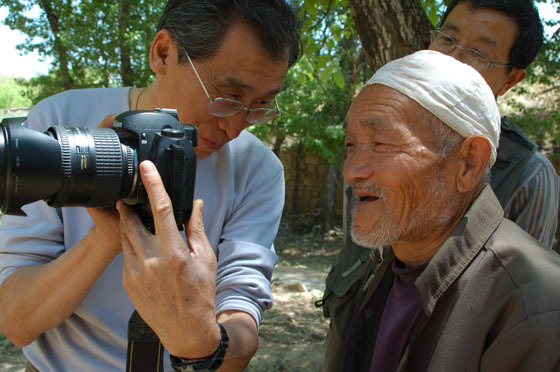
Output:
top-left (430, 29), bottom-right (512, 71)
top-left (183, 50), bottom-right (281, 125)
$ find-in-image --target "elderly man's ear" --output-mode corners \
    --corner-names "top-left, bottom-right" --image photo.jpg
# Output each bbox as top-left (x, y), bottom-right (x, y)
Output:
top-left (455, 135), bottom-right (492, 193)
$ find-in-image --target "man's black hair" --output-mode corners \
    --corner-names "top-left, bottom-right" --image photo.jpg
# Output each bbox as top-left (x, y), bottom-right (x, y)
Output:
top-left (157, 0), bottom-right (301, 68)
top-left (440, 0), bottom-right (544, 69)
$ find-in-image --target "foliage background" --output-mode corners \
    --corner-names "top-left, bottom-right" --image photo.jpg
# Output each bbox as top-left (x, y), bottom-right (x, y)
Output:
top-left (0, 0), bottom-right (558, 226)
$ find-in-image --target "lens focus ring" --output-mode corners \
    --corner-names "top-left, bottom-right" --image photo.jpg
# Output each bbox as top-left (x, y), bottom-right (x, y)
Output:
top-left (88, 129), bottom-right (126, 207)
top-left (49, 127), bottom-right (126, 208)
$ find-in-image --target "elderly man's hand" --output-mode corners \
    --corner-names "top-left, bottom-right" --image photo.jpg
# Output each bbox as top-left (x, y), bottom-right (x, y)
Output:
top-left (117, 160), bottom-right (220, 358)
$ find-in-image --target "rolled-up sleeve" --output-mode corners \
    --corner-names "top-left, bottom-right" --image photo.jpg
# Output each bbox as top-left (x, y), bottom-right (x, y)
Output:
top-left (209, 135), bottom-right (284, 325)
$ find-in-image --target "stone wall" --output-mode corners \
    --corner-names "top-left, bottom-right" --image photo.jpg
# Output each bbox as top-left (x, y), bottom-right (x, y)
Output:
top-left (277, 149), bottom-right (344, 215)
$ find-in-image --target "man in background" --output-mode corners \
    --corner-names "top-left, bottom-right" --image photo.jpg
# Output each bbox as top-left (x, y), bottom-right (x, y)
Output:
top-left (430, 0), bottom-right (558, 248)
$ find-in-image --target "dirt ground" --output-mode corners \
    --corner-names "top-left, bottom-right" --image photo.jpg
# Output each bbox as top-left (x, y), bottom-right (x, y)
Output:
top-left (0, 220), bottom-right (343, 372)
top-left (246, 224), bottom-right (342, 372)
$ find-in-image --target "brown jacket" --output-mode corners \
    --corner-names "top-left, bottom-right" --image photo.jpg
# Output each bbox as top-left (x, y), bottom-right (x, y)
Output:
top-left (323, 186), bottom-right (560, 371)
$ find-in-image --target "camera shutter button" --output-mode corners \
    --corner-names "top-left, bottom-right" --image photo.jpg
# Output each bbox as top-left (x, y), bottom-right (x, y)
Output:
top-left (161, 128), bottom-right (184, 138)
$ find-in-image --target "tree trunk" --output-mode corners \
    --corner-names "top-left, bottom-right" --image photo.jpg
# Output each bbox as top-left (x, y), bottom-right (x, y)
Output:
top-left (273, 135), bottom-right (284, 157)
top-left (292, 141), bottom-right (304, 214)
top-left (39, 0), bottom-right (74, 90)
top-left (273, 123), bottom-right (285, 156)
top-left (118, 0), bottom-right (134, 86)
top-left (348, 0), bottom-right (433, 71)
top-left (319, 159), bottom-right (341, 232)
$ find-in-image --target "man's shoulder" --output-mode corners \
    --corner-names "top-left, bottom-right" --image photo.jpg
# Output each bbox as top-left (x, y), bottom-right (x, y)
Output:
top-left (199, 131), bottom-right (283, 191)
top-left (228, 130), bottom-right (283, 168)
top-left (499, 117), bottom-right (537, 153)
top-left (496, 117), bottom-right (557, 177)
top-left (492, 117), bottom-right (558, 209)
top-left (28, 87), bottom-right (130, 130)
top-left (35, 87), bottom-right (129, 109)
top-left (233, 130), bottom-right (273, 150)
top-left (531, 150), bottom-right (558, 176)
top-left (487, 219), bottom-right (560, 313)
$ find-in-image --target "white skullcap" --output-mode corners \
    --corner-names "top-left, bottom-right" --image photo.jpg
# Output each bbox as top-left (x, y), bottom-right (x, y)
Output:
top-left (365, 50), bottom-right (501, 166)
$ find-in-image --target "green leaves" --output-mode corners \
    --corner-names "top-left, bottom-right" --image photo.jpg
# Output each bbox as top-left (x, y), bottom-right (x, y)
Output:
top-left (249, 1), bottom-right (362, 163)
top-left (419, 0), bottom-right (445, 27)
top-left (333, 70), bottom-right (345, 89)
top-left (1, 0), bottom-right (163, 100)
top-left (0, 75), bottom-right (31, 110)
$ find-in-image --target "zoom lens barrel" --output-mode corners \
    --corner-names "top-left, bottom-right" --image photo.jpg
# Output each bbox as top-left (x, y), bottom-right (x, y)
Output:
top-left (47, 127), bottom-right (136, 208)
top-left (0, 124), bottom-right (136, 215)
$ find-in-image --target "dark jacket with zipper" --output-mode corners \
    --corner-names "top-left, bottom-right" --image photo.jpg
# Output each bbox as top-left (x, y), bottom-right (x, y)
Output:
top-left (322, 186), bottom-right (560, 371)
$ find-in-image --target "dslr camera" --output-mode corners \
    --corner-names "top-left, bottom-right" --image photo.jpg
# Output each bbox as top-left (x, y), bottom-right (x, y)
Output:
top-left (0, 109), bottom-right (197, 232)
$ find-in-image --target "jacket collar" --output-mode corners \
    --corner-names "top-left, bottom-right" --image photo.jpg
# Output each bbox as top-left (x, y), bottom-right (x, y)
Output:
top-left (415, 185), bottom-right (504, 315)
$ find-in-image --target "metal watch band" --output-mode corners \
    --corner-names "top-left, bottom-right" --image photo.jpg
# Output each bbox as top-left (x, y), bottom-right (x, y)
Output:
top-left (170, 322), bottom-right (229, 372)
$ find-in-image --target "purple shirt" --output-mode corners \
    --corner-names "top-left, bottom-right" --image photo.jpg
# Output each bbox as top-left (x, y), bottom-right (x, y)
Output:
top-left (370, 259), bottom-right (427, 372)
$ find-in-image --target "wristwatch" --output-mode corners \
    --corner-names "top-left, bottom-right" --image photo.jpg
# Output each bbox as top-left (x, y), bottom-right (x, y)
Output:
top-left (170, 322), bottom-right (229, 372)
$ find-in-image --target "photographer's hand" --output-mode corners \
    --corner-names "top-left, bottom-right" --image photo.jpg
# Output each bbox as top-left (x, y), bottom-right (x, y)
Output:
top-left (96, 113), bottom-right (118, 128)
top-left (118, 161), bottom-right (259, 371)
top-left (117, 160), bottom-right (221, 358)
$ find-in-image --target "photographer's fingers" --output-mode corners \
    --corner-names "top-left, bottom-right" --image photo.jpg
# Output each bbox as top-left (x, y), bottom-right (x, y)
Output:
top-left (96, 114), bottom-right (118, 128)
top-left (185, 199), bottom-right (210, 255)
top-left (116, 201), bottom-right (144, 258)
top-left (118, 206), bottom-right (139, 272)
top-left (138, 160), bottom-right (178, 238)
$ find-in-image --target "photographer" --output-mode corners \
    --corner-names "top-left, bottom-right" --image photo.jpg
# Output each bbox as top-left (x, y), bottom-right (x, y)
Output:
top-left (0, 1), bottom-right (301, 371)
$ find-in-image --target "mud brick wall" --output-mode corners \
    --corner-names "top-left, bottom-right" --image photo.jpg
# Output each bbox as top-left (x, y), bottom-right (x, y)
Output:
top-left (277, 149), bottom-right (344, 215)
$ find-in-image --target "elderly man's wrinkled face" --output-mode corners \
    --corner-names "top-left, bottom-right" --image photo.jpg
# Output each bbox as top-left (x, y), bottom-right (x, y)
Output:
top-left (344, 84), bottom-right (461, 249)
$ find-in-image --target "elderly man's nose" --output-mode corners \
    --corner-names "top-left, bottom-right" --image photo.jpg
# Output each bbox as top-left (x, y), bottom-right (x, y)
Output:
top-left (344, 154), bottom-right (374, 182)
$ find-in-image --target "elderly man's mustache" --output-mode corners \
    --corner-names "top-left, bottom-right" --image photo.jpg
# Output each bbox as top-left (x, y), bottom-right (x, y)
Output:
top-left (350, 181), bottom-right (387, 202)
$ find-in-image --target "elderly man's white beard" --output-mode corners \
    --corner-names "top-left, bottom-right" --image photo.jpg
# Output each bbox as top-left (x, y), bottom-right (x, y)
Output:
top-left (350, 176), bottom-right (458, 251)
top-left (350, 186), bottom-right (401, 251)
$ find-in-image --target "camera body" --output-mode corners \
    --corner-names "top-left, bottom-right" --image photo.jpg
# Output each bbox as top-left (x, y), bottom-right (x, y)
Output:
top-left (0, 109), bottom-right (197, 232)
top-left (112, 109), bottom-right (197, 231)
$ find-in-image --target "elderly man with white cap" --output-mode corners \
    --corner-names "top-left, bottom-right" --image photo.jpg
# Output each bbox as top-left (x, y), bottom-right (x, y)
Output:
top-left (322, 50), bottom-right (560, 372)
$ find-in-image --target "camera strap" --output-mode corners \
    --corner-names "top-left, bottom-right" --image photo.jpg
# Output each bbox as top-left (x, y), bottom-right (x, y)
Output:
top-left (126, 310), bottom-right (164, 372)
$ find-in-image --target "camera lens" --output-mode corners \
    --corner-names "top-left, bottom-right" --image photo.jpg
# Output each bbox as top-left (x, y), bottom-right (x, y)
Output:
top-left (0, 124), bottom-right (136, 215)
top-left (47, 127), bottom-right (136, 208)
top-left (1, 123), bottom-right (63, 215)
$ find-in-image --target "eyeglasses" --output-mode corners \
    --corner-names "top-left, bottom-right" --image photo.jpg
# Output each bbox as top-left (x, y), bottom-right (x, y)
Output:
top-left (183, 50), bottom-right (281, 125)
top-left (430, 29), bottom-right (512, 71)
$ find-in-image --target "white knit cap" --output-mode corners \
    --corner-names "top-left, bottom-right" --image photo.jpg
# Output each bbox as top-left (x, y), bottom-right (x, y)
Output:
top-left (365, 50), bottom-right (500, 166)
